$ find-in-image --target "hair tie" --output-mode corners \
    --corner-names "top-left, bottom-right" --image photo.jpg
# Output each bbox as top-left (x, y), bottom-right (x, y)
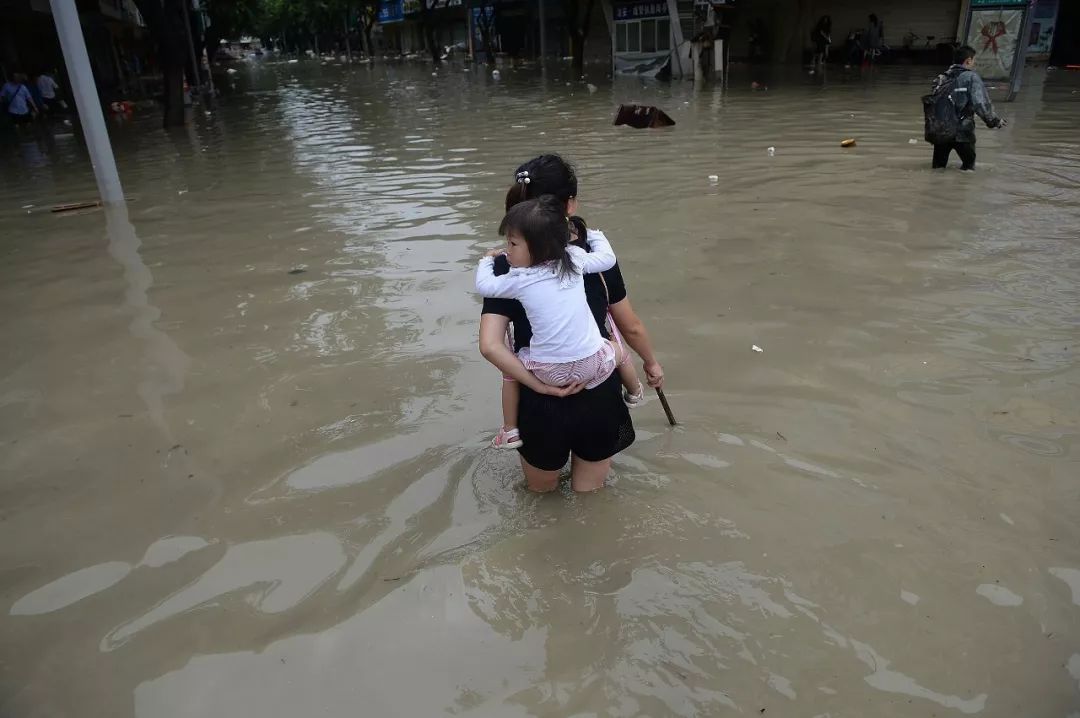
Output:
top-left (516, 170), bottom-right (530, 185)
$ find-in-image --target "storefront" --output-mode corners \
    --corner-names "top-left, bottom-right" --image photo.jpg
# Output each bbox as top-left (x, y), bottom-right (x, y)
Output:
top-left (821, 0), bottom-right (962, 51)
top-left (375, 0), bottom-right (424, 54)
top-left (612, 0), bottom-right (678, 74)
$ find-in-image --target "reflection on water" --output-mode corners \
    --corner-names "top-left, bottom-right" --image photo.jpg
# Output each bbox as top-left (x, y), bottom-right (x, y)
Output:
top-left (103, 532), bottom-right (345, 650)
top-left (104, 204), bottom-right (191, 439)
top-left (1, 62), bottom-right (1079, 717)
top-left (9, 562), bottom-right (132, 616)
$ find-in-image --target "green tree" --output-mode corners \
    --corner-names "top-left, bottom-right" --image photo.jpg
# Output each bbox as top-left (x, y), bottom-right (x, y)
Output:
top-left (204, 0), bottom-right (263, 57)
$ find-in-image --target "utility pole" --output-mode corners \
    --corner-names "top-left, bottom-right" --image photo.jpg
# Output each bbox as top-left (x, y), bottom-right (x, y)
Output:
top-left (181, 0), bottom-right (201, 91)
top-left (49, 0), bottom-right (124, 204)
top-left (538, 0), bottom-right (547, 60)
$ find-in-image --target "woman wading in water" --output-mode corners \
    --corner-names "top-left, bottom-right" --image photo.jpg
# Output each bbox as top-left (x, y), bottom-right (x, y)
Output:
top-left (477, 154), bottom-right (664, 492)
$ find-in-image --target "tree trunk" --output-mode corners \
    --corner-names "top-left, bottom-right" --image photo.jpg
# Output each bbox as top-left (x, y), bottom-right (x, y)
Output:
top-left (133, 0), bottom-right (189, 127)
top-left (162, 61), bottom-right (185, 126)
top-left (564, 0), bottom-right (596, 77)
top-left (571, 33), bottom-right (584, 75)
top-left (343, 13), bottom-right (353, 61)
top-left (783, 0), bottom-right (811, 63)
top-left (417, 0), bottom-right (442, 65)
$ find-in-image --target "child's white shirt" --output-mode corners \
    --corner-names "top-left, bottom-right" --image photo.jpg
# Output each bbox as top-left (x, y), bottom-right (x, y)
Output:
top-left (475, 229), bottom-right (615, 363)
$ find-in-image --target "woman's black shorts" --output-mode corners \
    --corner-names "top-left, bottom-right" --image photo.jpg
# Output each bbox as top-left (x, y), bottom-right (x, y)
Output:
top-left (516, 371), bottom-right (635, 471)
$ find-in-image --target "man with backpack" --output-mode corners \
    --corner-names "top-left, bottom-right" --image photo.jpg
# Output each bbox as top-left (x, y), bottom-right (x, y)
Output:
top-left (924, 45), bottom-right (1006, 171)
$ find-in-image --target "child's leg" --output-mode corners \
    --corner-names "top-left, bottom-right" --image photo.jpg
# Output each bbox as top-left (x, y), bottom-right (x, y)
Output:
top-left (492, 377), bottom-right (523, 449)
top-left (606, 339), bottom-right (637, 390)
top-left (617, 359), bottom-right (642, 394)
top-left (606, 340), bottom-right (645, 406)
top-left (501, 378), bottom-right (519, 431)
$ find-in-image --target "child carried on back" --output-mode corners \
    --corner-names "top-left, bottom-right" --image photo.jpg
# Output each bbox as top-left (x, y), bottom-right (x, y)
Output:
top-left (475, 195), bottom-right (628, 447)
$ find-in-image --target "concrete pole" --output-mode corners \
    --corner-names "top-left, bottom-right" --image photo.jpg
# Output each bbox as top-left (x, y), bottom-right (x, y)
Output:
top-left (600, 0), bottom-right (614, 76)
top-left (956, 0), bottom-right (973, 46)
top-left (664, 0), bottom-right (684, 79)
top-left (1007, 4), bottom-right (1034, 101)
top-left (49, 0), bottom-right (124, 204)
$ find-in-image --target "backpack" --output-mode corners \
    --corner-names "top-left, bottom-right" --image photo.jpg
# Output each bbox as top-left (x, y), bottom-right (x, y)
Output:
top-left (922, 72), bottom-right (961, 144)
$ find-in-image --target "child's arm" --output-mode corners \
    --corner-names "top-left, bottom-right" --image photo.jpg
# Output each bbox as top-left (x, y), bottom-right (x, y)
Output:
top-left (475, 255), bottom-right (524, 298)
top-left (578, 230), bottom-right (616, 274)
top-left (479, 314), bottom-right (584, 397)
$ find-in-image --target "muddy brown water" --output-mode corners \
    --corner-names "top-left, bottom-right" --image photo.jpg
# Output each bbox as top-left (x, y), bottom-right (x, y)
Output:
top-left (1, 61), bottom-right (1079, 717)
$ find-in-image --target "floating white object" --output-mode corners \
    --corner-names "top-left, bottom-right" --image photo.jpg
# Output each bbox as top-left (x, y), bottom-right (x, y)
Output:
top-left (752, 345), bottom-right (764, 353)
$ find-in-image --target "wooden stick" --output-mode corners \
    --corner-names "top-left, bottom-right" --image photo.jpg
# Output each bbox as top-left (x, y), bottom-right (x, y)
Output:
top-left (51, 201), bottom-right (101, 214)
top-left (656, 388), bottom-right (676, 426)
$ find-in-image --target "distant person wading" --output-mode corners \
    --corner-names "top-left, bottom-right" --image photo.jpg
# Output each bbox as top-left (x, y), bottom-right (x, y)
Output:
top-left (1, 73), bottom-right (38, 125)
top-left (923, 45), bottom-right (1007, 171)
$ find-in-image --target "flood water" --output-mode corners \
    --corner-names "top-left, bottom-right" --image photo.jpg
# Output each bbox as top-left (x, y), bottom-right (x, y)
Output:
top-left (2, 61), bottom-right (1079, 717)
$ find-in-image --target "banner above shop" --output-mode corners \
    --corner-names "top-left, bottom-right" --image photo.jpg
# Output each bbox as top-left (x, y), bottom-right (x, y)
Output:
top-left (402, 0), bottom-right (460, 14)
top-left (614, 2), bottom-right (668, 21)
top-left (378, 0), bottom-right (404, 23)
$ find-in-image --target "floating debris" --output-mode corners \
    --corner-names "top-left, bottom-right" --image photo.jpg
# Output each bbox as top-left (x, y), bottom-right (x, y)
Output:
top-left (613, 104), bottom-right (675, 129)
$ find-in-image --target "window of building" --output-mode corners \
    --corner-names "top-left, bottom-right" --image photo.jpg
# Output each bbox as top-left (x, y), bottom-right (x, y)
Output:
top-left (615, 15), bottom-right (671, 54)
top-left (641, 19), bottom-right (656, 52)
top-left (627, 21), bottom-right (640, 52)
top-left (657, 18), bottom-right (670, 50)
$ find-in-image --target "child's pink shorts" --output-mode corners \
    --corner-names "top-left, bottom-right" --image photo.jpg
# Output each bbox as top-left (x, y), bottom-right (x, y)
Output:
top-left (517, 342), bottom-right (616, 390)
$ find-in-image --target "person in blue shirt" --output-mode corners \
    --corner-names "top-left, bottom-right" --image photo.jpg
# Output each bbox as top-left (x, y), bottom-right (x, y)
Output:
top-left (2, 73), bottom-right (39, 125)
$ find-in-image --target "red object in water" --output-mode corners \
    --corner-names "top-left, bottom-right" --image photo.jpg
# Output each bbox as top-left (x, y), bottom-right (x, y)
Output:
top-left (613, 104), bottom-right (675, 129)
top-left (1066, 65), bottom-right (1080, 70)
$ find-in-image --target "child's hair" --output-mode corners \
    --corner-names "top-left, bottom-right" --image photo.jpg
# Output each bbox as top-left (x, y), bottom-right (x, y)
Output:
top-left (498, 195), bottom-right (574, 279)
top-left (504, 153), bottom-right (589, 250)
top-left (954, 45), bottom-right (977, 65)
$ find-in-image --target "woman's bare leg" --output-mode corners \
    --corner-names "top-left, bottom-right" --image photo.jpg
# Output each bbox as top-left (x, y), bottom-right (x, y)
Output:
top-left (520, 456), bottom-right (560, 493)
top-left (570, 455), bottom-right (611, 492)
